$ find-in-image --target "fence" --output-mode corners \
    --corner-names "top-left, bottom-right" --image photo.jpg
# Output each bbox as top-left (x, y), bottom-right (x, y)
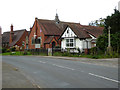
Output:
top-left (26, 49), bottom-right (48, 56)
top-left (52, 48), bottom-right (61, 55)
top-left (25, 48), bottom-right (62, 56)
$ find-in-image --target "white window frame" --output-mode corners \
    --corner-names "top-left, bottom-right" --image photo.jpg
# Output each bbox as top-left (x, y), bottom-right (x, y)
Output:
top-left (65, 38), bottom-right (75, 48)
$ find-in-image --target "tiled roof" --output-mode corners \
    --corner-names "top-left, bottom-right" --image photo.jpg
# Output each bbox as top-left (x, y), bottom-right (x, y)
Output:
top-left (2, 29), bottom-right (26, 46)
top-left (82, 25), bottom-right (104, 38)
top-left (66, 24), bottom-right (91, 39)
top-left (44, 36), bottom-right (54, 44)
top-left (2, 32), bottom-right (10, 43)
top-left (36, 19), bottom-right (104, 39)
top-left (37, 19), bottom-right (63, 35)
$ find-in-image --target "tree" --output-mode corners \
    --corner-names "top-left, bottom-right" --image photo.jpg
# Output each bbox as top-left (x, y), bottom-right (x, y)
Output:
top-left (89, 18), bottom-right (105, 27)
top-left (96, 35), bottom-right (108, 52)
top-left (96, 9), bottom-right (120, 54)
top-left (104, 9), bottom-right (120, 34)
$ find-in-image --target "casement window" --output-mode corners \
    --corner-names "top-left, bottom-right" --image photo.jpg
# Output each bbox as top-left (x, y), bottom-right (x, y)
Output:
top-left (66, 38), bottom-right (74, 48)
top-left (35, 37), bottom-right (41, 44)
top-left (31, 37), bottom-right (35, 44)
top-left (31, 37), bottom-right (41, 44)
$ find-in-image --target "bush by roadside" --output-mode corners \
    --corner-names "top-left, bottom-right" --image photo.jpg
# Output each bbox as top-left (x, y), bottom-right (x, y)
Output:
top-left (53, 51), bottom-right (119, 59)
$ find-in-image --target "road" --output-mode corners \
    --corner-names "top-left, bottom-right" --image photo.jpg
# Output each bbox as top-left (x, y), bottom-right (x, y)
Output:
top-left (2, 56), bottom-right (119, 88)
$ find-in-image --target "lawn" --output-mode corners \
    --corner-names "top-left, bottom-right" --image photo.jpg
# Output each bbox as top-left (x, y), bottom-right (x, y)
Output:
top-left (1, 51), bottom-right (32, 56)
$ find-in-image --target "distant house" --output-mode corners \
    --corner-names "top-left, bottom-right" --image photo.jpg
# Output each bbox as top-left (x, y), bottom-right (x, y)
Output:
top-left (60, 24), bottom-right (104, 54)
top-left (2, 25), bottom-right (28, 50)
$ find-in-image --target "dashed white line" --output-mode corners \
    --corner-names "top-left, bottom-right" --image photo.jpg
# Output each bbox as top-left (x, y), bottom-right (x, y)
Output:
top-left (38, 61), bottom-right (118, 84)
top-left (52, 64), bottom-right (75, 70)
top-left (81, 71), bottom-right (85, 72)
top-left (33, 72), bottom-right (37, 74)
top-left (89, 73), bottom-right (120, 83)
top-left (39, 61), bottom-right (46, 63)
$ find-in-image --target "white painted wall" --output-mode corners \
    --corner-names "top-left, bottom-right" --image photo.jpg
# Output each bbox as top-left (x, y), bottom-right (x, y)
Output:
top-left (61, 26), bottom-right (92, 53)
top-left (61, 39), bottom-right (66, 49)
top-left (62, 27), bottom-right (77, 38)
top-left (76, 39), bottom-right (83, 52)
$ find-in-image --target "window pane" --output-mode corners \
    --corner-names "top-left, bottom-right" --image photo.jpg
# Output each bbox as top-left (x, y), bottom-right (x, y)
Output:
top-left (38, 39), bottom-right (41, 43)
top-left (70, 43), bottom-right (73, 47)
top-left (66, 39), bottom-right (69, 42)
top-left (70, 39), bottom-right (73, 42)
top-left (66, 43), bottom-right (69, 47)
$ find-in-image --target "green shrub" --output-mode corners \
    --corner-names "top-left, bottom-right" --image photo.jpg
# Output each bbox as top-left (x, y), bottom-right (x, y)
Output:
top-left (2, 48), bottom-right (7, 53)
top-left (91, 55), bottom-right (99, 59)
top-left (62, 52), bottom-right (70, 56)
top-left (90, 47), bottom-right (98, 55)
top-left (7, 49), bottom-right (10, 52)
top-left (55, 45), bottom-right (60, 48)
top-left (10, 47), bottom-right (16, 51)
top-left (53, 52), bottom-right (62, 56)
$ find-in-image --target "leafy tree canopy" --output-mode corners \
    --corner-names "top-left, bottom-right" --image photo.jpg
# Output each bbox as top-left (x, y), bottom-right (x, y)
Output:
top-left (104, 9), bottom-right (120, 34)
top-left (95, 9), bottom-right (120, 53)
top-left (89, 18), bottom-right (105, 27)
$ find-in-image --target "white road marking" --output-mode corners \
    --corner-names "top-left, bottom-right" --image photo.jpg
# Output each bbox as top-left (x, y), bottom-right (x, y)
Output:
top-left (89, 73), bottom-right (120, 83)
top-left (39, 61), bottom-right (46, 63)
top-left (36, 85), bottom-right (41, 88)
top-left (81, 71), bottom-right (85, 72)
top-left (52, 64), bottom-right (75, 70)
top-left (33, 72), bottom-right (37, 74)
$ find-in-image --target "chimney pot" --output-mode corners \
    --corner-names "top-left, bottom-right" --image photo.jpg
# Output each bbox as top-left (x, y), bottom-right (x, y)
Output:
top-left (35, 17), bottom-right (38, 21)
top-left (30, 27), bottom-right (32, 32)
top-left (11, 24), bottom-right (13, 32)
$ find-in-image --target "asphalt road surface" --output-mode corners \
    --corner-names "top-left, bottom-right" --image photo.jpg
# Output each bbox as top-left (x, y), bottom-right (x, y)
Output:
top-left (2, 56), bottom-right (119, 88)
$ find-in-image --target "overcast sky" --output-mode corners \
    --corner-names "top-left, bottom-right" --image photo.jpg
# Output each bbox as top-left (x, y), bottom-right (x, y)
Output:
top-left (0, 0), bottom-right (119, 33)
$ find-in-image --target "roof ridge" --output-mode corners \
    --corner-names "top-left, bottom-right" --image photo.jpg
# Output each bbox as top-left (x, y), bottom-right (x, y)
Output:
top-left (3, 29), bottom-right (26, 33)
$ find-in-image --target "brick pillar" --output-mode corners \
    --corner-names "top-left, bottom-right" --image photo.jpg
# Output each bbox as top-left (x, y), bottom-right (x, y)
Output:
top-left (84, 49), bottom-right (88, 55)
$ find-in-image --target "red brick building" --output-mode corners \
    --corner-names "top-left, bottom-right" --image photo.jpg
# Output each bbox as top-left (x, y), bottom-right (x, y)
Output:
top-left (2, 25), bottom-right (28, 50)
top-left (29, 14), bottom-right (63, 49)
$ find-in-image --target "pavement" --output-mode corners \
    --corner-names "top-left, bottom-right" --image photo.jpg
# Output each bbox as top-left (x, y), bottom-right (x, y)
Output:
top-left (2, 56), bottom-right (119, 88)
top-left (2, 62), bottom-right (39, 89)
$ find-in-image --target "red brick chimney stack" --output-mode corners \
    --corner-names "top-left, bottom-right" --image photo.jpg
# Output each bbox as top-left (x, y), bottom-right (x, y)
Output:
top-left (11, 24), bottom-right (13, 32)
top-left (30, 27), bottom-right (32, 32)
top-left (9, 24), bottom-right (14, 44)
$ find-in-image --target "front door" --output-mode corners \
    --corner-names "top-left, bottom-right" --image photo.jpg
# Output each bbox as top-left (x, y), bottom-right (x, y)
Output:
top-left (52, 41), bottom-right (56, 48)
